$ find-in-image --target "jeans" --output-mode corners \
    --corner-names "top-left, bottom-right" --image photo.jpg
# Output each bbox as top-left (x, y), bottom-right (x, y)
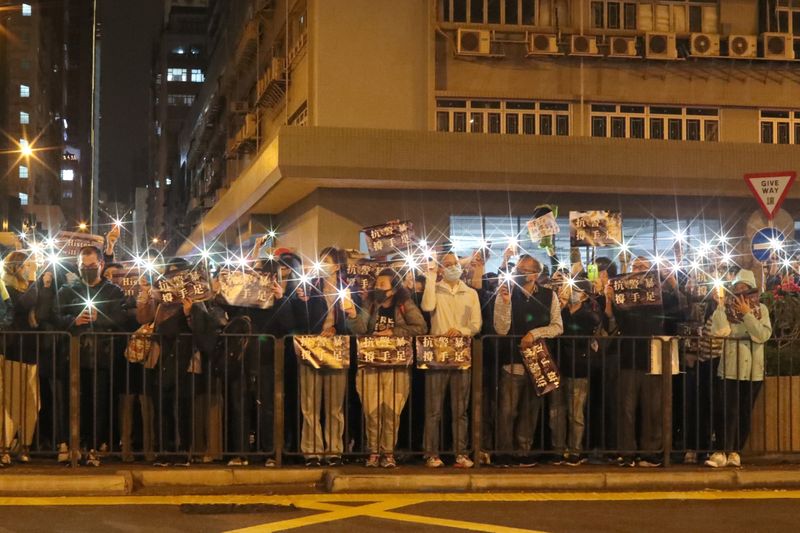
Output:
top-left (548, 377), bottom-right (589, 453)
top-left (715, 378), bottom-right (762, 452)
top-left (423, 369), bottom-right (471, 456)
top-left (299, 364), bottom-right (347, 458)
top-left (497, 370), bottom-right (542, 453)
top-left (619, 369), bottom-right (662, 455)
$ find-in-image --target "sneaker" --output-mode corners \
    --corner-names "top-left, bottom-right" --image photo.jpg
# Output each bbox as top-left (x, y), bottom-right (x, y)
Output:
top-left (0, 453), bottom-right (11, 466)
top-left (637, 459), bottom-right (663, 468)
top-left (549, 453), bottom-right (567, 466)
top-left (565, 454), bottom-right (586, 466)
top-left (57, 443), bottom-right (70, 463)
top-left (616, 456), bottom-right (636, 467)
top-left (98, 443), bottom-right (110, 456)
top-left (683, 451), bottom-right (698, 464)
top-left (478, 451), bottom-right (492, 465)
top-left (85, 450), bottom-right (101, 467)
top-left (18, 451), bottom-right (30, 463)
top-left (325, 455), bottom-right (343, 467)
top-left (727, 452), bottom-right (741, 467)
top-left (380, 454), bottom-right (397, 468)
top-left (704, 451), bottom-right (728, 468)
top-left (201, 455), bottom-right (215, 464)
top-left (264, 458), bottom-right (277, 468)
top-left (227, 457), bottom-right (248, 466)
top-left (515, 457), bottom-right (538, 468)
top-left (365, 454), bottom-right (380, 468)
top-left (305, 458), bottom-right (321, 467)
top-left (425, 456), bottom-right (444, 468)
top-left (454, 454), bottom-right (474, 469)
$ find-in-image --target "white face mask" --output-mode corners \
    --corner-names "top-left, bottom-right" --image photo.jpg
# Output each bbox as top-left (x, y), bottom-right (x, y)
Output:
top-left (443, 264), bottom-right (463, 282)
top-left (569, 291), bottom-right (583, 305)
top-left (317, 264), bottom-right (335, 277)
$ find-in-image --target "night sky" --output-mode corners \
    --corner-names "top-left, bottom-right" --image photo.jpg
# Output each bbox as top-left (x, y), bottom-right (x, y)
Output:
top-left (98, 0), bottom-right (163, 203)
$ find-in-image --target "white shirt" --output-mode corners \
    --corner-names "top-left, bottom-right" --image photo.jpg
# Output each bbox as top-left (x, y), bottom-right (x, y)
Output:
top-left (420, 273), bottom-right (482, 337)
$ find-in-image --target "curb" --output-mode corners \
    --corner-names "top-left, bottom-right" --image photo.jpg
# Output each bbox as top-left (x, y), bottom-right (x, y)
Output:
top-left (0, 474), bottom-right (131, 496)
top-left (130, 468), bottom-right (325, 488)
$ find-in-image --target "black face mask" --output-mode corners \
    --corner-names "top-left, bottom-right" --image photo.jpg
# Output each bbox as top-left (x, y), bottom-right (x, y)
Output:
top-left (80, 267), bottom-right (100, 285)
top-left (373, 288), bottom-right (390, 304)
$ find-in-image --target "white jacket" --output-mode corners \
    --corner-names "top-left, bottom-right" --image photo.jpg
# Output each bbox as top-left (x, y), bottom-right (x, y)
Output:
top-left (709, 304), bottom-right (772, 381)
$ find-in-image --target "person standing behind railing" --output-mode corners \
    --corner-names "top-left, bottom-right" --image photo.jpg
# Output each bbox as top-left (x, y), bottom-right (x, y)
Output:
top-left (493, 255), bottom-right (563, 467)
top-left (55, 246), bottom-right (125, 467)
top-left (421, 250), bottom-right (482, 469)
top-left (346, 268), bottom-right (428, 468)
top-left (1, 251), bottom-right (39, 466)
top-left (705, 269), bottom-right (772, 469)
top-left (292, 247), bottom-right (350, 467)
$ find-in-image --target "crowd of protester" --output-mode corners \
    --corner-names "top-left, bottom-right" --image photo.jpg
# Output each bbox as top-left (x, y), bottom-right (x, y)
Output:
top-left (0, 228), bottom-right (776, 470)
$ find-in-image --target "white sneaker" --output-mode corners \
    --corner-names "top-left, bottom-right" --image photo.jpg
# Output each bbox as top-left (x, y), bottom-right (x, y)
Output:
top-left (227, 457), bottom-right (248, 466)
top-left (727, 452), bottom-right (741, 467)
top-left (57, 443), bottom-right (70, 463)
top-left (85, 450), bottom-right (101, 467)
top-left (683, 451), bottom-right (697, 464)
top-left (425, 456), bottom-right (444, 468)
top-left (478, 451), bottom-right (492, 465)
top-left (704, 451), bottom-right (727, 468)
top-left (454, 454), bottom-right (474, 469)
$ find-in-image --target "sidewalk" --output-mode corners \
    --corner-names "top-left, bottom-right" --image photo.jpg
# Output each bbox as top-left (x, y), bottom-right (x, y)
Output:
top-left (4, 462), bottom-right (800, 496)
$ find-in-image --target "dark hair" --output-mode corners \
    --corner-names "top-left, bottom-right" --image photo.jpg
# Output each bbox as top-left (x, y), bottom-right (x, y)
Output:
top-left (104, 262), bottom-right (123, 271)
top-left (414, 275), bottom-right (426, 289)
top-left (164, 257), bottom-right (190, 274)
top-left (595, 257), bottom-right (617, 277)
top-left (317, 246), bottom-right (346, 289)
top-left (374, 268), bottom-right (410, 306)
top-left (517, 254), bottom-right (543, 273)
top-left (79, 246), bottom-right (103, 262)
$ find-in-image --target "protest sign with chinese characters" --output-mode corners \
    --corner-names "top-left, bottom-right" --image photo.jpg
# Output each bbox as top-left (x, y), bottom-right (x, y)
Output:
top-left (110, 264), bottom-right (143, 299)
top-left (217, 268), bottom-right (276, 309)
top-left (521, 340), bottom-right (561, 397)
top-left (54, 231), bottom-right (105, 258)
top-left (357, 336), bottom-right (413, 367)
top-left (155, 266), bottom-right (212, 304)
top-left (526, 211), bottom-right (560, 242)
top-left (415, 336), bottom-right (472, 370)
top-left (610, 271), bottom-right (662, 309)
top-left (345, 259), bottom-right (404, 293)
top-left (569, 211), bottom-right (622, 247)
top-left (362, 220), bottom-right (415, 256)
top-left (294, 335), bottom-right (351, 369)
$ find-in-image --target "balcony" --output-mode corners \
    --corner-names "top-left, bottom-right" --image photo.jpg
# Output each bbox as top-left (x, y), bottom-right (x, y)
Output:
top-left (256, 57), bottom-right (287, 108)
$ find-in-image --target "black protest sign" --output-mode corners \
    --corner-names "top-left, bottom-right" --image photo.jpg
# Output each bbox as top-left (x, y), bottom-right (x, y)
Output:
top-left (357, 336), bottom-right (413, 367)
top-left (294, 335), bottom-right (351, 369)
top-left (345, 259), bottom-right (403, 293)
top-left (610, 271), bottom-right (662, 309)
top-left (110, 264), bottom-right (143, 298)
top-left (218, 268), bottom-right (276, 309)
top-left (569, 211), bottom-right (622, 247)
top-left (362, 220), bottom-right (415, 256)
top-left (415, 336), bottom-right (472, 370)
top-left (155, 266), bottom-right (212, 304)
top-left (54, 231), bottom-right (105, 258)
top-left (521, 340), bottom-right (561, 397)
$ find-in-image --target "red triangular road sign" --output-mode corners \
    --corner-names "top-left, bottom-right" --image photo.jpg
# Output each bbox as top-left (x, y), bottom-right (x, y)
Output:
top-left (744, 171), bottom-right (797, 220)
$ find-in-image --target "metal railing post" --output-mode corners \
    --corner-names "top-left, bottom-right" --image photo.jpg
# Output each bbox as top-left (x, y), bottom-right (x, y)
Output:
top-left (69, 335), bottom-right (81, 468)
top-left (661, 337), bottom-right (673, 467)
top-left (471, 338), bottom-right (483, 468)
top-left (273, 336), bottom-right (285, 467)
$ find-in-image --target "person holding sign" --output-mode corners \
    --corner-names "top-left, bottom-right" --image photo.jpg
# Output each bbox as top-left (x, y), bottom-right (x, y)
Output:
top-left (293, 247), bottom-right (351, 467)
top-left (421, 251), bottom-right (482, 469)
top-left (346, 268), bottom-right (427, 468)
top-left (704, 269), bottom-right (771, 469)
top-left (56, 246), bottom-right (126, 466)
top-left (493, 255), bottom-right (563, 466)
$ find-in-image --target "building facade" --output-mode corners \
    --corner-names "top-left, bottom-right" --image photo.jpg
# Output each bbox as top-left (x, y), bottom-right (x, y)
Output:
top-left (162, 0), bottom-right (799, 269)
top-left (0, 0), bottom-right (92, 237)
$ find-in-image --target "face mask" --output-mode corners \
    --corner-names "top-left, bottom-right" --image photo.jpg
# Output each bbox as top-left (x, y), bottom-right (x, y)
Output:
top-left (80, 267), bottom-right (100, 285)
top-left (569, 291), bottom-right (583, 305)
top-left (317, 264), bottom-right (334, 277)
top-left (443, 264), bottom-right (463, 282)
top-left (373, 289), bottom-right (390, 304)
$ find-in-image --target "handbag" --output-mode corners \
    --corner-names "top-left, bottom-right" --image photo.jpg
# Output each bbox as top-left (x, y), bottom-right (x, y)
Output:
top-left (125, 322), bottom-right (161, 369)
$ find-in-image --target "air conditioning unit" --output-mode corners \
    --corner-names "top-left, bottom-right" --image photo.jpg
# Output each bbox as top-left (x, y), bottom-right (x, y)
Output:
top-left (457, 28), bottom-right (491, 56)
top-left (762, 33), bottom-right (795, 60)
top-left (727, 35), bottom-right (756, 58)
top-left (570, 35), bottom-right (599, 56)
top-left (230, 101), bottom-right (249, 114)
top-left (608, 36), bottom-right (638, 57)
top-left (646, 32), bottom-right (677, 59)
top-left (690, 33), bottom-right (720, 57)
top-left (529, 33), bottom-right (559, 54)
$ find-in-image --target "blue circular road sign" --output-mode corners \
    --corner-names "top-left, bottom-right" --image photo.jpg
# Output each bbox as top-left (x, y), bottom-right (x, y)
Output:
top-left (751, 227), bottom-right (786, 263)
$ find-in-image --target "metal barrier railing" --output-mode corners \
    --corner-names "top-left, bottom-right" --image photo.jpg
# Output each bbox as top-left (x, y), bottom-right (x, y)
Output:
top-left (1, 331), bottom-right (799, 467)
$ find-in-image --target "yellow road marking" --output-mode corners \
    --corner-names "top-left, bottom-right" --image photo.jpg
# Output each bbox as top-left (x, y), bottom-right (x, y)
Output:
top-left (373, 509), bottom-right (541, 533)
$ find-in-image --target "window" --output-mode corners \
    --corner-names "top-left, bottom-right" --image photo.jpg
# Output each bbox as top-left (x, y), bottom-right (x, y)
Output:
top-left (19, 165), bottom-right (28, 179)
top-left (591, 104), bottom-right (719, 141)
top-left (760, 110), bottom-right (800, 144)
top-left (775, 0), bottom-right (800, 35)
top-left (635, 1), bottom-right (718, 33)
top-left (441, 0), bottom-right (542, 26)
top-left (591, 1), bottom-right (639, 30)
top-left (63, 190), bottom-right (73, 199)
top-left (437, 98), bottom-right (569, 136)
top-left (22, 3), bottom-right (31, 16)
top-left (20, 85), bottom-right (30, 98)
top-left (166, 68), bottom-right (188, 82)
top-left (61, 169), bottom-right (74, 182)
top-left (18, 193), bottom-right (28, 206)
top-left (167, 94), bottom-right (195, 106)
top-left (19, 139), bottom-right (29, 151)
top-left (172, 46), bottom-right (185, 55)
top-left (190, 68), bottom-right (205, 82)
top-left (19, 112), bottom-right (29, 125)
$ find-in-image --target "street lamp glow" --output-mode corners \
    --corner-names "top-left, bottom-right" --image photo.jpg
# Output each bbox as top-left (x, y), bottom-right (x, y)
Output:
top-left (78, 222), bottom-right (88, 231)
top-left (152, 237), bottom-right (160, 245)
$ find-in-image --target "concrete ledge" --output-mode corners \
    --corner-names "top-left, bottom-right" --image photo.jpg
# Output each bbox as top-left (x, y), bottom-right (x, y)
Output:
top-left (736, 470), bottom-right (800, 488)
top-left (604, 470), bottom-right (737, 491)
top-left (327, 473), bottom-right (471, 493)
top-left (131, 468), bottom-right (325, 488)
top-left (470, 473), bottom-right (606, 491)
top-left (0, 474), bottom-right (130, 496)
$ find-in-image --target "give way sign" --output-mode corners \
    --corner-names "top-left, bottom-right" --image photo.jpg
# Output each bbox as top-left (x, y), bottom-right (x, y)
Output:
top-left (744, 171), bottom-right (797, 220)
